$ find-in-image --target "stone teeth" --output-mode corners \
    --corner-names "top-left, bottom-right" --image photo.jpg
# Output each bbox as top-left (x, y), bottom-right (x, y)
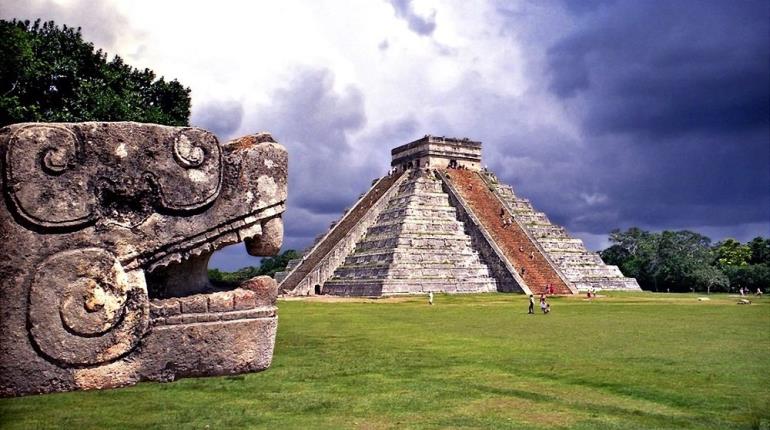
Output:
top-left (207, 291), bottom-right (235, 312)
top-left (147, 253), bottom-right (183, 272)
top-left (179, 294), bottom-right (208, 313)
top-left (237, 223), bottom-right (262, 241)
top-left (232, 288), bottom-right (257, 310)
top-left (211, 231), bottom-right (239, 249)
top-left (149, 298), bottom-right (181, 318)
top-left (151, 288), bottom-right (264, 321)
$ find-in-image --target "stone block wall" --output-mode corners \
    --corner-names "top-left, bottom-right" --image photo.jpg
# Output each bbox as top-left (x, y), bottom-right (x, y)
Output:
top-left (323, 170), bottom-right (497, 296)
top-left (437, 171), bottom-right (529, 294)
top-left (278, 172), bottom-right (407, 295)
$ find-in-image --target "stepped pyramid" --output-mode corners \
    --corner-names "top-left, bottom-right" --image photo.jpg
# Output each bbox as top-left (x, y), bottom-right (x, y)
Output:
top-left (277, 136), bottom-right (640, 296)
top-left (322, 170), bottom-right (497, 295)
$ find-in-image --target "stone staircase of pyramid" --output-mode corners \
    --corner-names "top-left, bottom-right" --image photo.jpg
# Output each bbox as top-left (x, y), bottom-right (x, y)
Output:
top-left (322, 170), bottom-right (497, 296)
top-left (480, 172), bottom-right (640, 291)
top-left (443, 169), bottom-right (574, 295)
top-left (276, 171), bottom-right (407, 295)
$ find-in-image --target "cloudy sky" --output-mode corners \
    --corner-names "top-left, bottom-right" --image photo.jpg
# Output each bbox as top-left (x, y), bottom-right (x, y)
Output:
top-left (2, 0), bottom-right (768, 270)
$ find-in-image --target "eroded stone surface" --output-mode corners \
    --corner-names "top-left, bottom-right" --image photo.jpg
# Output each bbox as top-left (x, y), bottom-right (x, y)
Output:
top-left (0, 122), bottom-right (287, 396)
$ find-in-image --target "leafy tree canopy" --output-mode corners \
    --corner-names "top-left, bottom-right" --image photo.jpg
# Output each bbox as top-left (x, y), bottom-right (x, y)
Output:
top-left (713, 238), bottom-right (751, 268)
top-left (0, 19), bottom-right (190, 127)
top-left (601, 228), bottom-right (768, 293)
top-left (208, 250), bottom-right (301, 284)
top-left (747, 237), bottom-right (770, 265)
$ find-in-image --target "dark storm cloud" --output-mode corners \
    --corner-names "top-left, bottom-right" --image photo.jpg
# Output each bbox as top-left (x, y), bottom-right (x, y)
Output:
top-left (388, 0), bottom-right (436, 36)
top-left (0, 0), bottom-right (130, 50)
top-left (211, 67), bottom-right (372, 268)
top-left (523, 0), bottom-right (770, 239)
top-left (547, 1), bottom-right (770, 138)
top-left (560, 0), bottom-right (613, 16)
top-left (245, 67), bottom-right (375, 256)
top-left (191, 100), bottom-right (244, 141)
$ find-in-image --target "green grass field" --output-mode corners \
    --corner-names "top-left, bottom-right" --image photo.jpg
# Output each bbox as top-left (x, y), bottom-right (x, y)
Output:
top-left (1, 292), bottom-right (768, 429)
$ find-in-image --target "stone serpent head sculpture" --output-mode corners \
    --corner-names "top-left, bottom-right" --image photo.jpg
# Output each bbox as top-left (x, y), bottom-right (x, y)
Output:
top-left (0, 122), bottom-right (287, 396)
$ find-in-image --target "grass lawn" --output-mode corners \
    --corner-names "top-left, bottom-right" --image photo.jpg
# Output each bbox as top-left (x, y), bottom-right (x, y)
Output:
top-left (1, 292), bottom-right (768, 429)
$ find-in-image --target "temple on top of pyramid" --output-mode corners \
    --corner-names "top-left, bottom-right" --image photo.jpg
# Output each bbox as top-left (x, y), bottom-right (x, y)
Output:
top-left (277, 136), bottom-right (640, 296)
top-left (391, 135), bottom-right (482, 172)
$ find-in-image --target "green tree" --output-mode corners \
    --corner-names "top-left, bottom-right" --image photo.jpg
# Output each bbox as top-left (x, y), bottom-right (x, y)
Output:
top-left (655, 230), bottom-right (714, 292)
top-left (601, 227), bottom-right (660, 289)
top-left (602, 228), bottom-right (723, 292)
top-left (722, 264), bottom-right (770, 293)
top-left (0, 19), bottom-right (190, 126)
top-left (690, 265), bottom-right (730, 294)
top-left (208, 250), bottom-right (301, 284)
top-left (747, 237), bottom-right (770, 265)
top-left (256, 249), bottom-right (301, 277)
top-left (713, 238), bottom-right (752, 268)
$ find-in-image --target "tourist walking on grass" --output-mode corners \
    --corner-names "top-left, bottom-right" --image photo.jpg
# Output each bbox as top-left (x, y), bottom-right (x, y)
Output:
top-left (528, 294), bottom-right (535, 314)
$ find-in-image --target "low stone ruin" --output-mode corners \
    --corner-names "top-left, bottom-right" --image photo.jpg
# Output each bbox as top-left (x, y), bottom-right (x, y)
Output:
top-left (0, 122), bottom-right (287, 396)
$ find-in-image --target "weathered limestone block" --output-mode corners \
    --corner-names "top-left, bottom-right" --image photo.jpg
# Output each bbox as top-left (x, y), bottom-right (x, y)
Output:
top-left (0, 122), bottom-right (287, 396)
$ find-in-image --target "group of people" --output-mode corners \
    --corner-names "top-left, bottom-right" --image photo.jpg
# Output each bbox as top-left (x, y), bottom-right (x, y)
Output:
top-left (528, 292), bottom-right (551, 314)
top-left (739, 287), bottom-right (763, 297)
top-left (543, 283), bottom-right (556, 295)
top-left (498, 208), bottom-right (514, 229)
top-left (447, 160), bottom-right (469, 170)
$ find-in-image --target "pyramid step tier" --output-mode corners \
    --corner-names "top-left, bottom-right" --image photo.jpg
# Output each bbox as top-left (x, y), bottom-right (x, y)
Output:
top-left (344, 249), bottom-right (488, 265)
top-left (354, 234), bottom-right (477, 251)
top-left (550, 253), bottom-right (606, 266)
top-left (323, 279), bottom-right (497, 296)
top-left (277, 171), bottom-right (407, 295)
top-left (332, 266), bottom-right (493, 281)
top-left (479, 171), bottom-right (641, 291)
top-left (365, 220), bottom-right (466, 236)
top-left (322, 171), bottom-right (499, 295)
top-left (443, 169), bottom-right (574, 295)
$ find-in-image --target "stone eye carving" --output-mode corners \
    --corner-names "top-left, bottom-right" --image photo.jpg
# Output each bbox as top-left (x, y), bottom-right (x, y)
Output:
top-left (28, 248), bottom-right (149, 366)
top-left (5, 125), bottom-right (96, 228)
top-left (42, 145), bottom-right (71, 174)
top-left (4, 125), bottom-right (223, 229)
top-left (173, 133), bottom-right (205, 168)
top-left (153, 128), bottom-right (222, 211)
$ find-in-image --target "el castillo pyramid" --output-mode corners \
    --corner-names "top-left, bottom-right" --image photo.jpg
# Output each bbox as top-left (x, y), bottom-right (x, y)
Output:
top-left (277, 136), bottom-right (640, 296)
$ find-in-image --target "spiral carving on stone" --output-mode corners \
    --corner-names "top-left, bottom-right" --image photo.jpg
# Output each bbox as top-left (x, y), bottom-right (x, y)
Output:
top-left (155, 128), bottom-right (222, 211)
top-left (173, 133), bottom-right (206, 168)
top-left (41, 146), bottom-right (71, 174)
top-left (28, 249), bottom-right (149, 366)
top-left (5, 125), bottom-right (96, 228)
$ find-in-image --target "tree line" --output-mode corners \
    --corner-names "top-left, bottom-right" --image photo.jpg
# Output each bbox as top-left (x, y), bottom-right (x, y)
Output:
top-left (1, 19), bottom-right (190, 127)
top-left (600, 228), bottom-right (769, 293)
top-left (208, 250), bottom-right (300, 284)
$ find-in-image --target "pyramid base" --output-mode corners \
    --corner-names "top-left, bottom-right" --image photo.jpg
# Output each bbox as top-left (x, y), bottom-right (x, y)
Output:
top-left (322, 279), bottom-right (497, 297)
